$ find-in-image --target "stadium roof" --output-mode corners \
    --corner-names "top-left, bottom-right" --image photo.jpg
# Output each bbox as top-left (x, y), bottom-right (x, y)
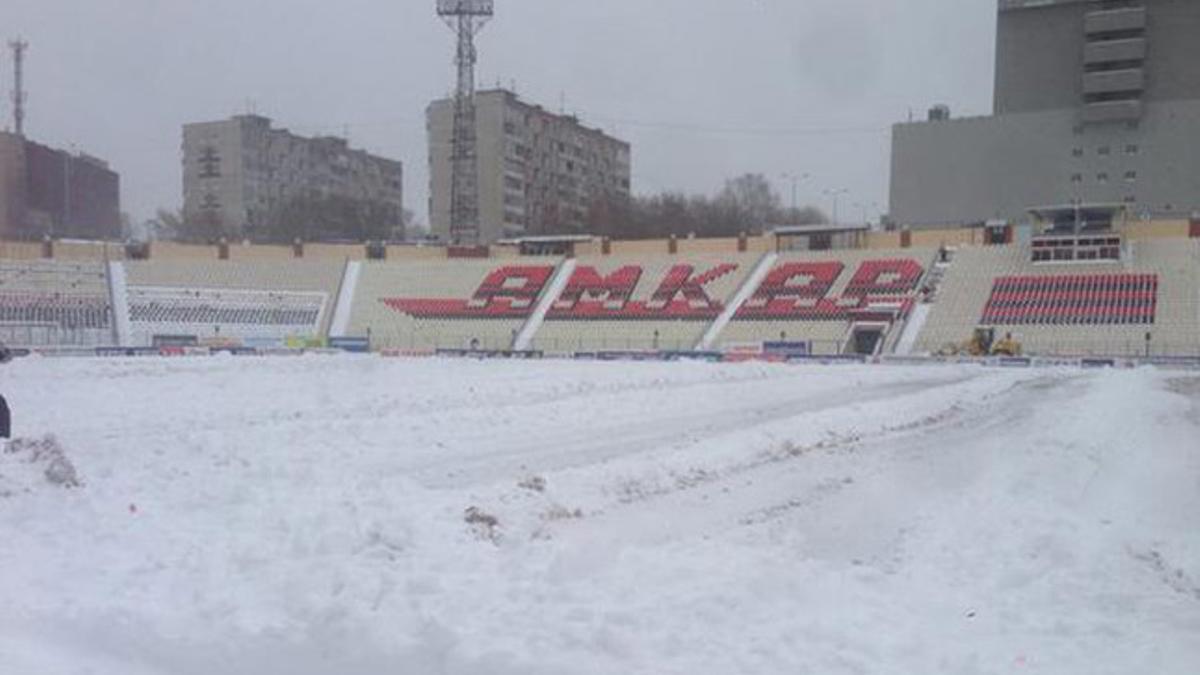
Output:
top-left (770, 223), bottom-right (871, 236)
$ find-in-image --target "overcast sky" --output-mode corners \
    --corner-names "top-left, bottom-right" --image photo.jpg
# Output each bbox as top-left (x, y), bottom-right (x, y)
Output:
top-left (3, 0), bottom-right (997, 225)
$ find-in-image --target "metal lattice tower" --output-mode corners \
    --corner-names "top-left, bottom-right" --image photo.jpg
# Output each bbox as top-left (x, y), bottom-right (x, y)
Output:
top-left (437, 0), bottom-right (493, 245)
top-left (9, 38), bottom-right (28, 137)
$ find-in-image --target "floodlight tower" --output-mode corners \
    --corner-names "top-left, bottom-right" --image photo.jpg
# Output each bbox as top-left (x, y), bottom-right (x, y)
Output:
top-left (437, 0), bottom-right (493, 245)
top-left (9, 38), bottom-right (28, 137)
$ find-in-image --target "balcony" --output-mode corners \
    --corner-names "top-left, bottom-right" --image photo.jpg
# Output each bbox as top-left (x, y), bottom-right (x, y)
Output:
top-left (1084, 7), bottom-right (1146, 35)
top-left (1081, 100), bottom-right (1143, 124)
top-left (1084, 38), bottom-right (1146, 65)
top-left (1083, 68), bottom-right (1145, 96)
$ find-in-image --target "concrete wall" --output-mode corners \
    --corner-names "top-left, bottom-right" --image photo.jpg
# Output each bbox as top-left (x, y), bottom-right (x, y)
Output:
top-left (54, 240), bottom-right (125, 261)
top-left (182, 119), bottom-right (247, 236)
top-left (995, 0), bottom-right (1086, 115)
top-left (890, 99), bottom-right (1200, 226)
top-left (1148, 0), bottom-right (1200, 104)
top-left (148, 241), bottom-right (220, 261)
top-left (0, 241), bottom-right (43, 259)
top-left (995, 0), bottom-right (1200, 115)
top-left (1123, 219), bottom-right (1190, 239)
top-left (910, 229), bottom-right (986, 248)
top-left (305, 243), bottom-right (366, 262)
top-left (428, 96), bottom-right (507, 244)
top-left (3, 222), bottom-right (1194, 264)
top-left (227, 243), bottom-right (296, 263)
top-left (385, 245), bottom-right (448, 262)
top-left (427, 98), bottom-right (454, 244)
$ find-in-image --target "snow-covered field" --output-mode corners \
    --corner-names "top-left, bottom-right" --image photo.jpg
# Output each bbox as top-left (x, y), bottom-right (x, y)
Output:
top-left (1, 356), bottom-right (1198, 674)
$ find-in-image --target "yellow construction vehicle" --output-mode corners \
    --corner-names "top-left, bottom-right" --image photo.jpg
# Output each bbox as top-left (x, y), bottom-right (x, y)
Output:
top-left (938, 327), bottom-right (1023, 357)
top-left (991, 331), bottom-right (1023, 357)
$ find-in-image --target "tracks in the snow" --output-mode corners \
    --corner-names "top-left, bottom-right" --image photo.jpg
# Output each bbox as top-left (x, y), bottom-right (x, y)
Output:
top-left (519, 371), bottom-right (1082, 549)
top-left (417, 372), bottom-right (983, 489)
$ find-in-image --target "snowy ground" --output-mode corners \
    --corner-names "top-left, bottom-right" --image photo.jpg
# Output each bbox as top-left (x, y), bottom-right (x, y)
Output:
top-left (1, 355), bottom-right (1198, 674)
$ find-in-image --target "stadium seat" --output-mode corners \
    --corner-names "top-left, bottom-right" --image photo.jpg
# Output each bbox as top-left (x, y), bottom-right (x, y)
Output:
top-left (914, 240), bottom-right (1200, 356)
top-left (0, 260), bottom-right (113, 346)
top-left (532, 254), bottom-right (758, 353)
top-left (123, 261), bottom-right (343, 346)
top-left (717, 249), bottom-right (931, 355)
top-left (347, 260), bottom-right (562, 351)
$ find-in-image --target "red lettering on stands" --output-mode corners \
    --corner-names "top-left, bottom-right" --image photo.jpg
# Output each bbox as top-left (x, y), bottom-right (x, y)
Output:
top-left (647, 265), bottom-right (738, 311)
top-left (381, 258), bottom-right (928, 323)
top-left (735, 259), bottom-right (924, 321)
top-left (382, 266), bottom-right (555, 319)
top-left (548, 264), bottom-right (738, 320)
top-left (551, 266), bottom-right (642, 313)
top-left (843, 259), bottom-right (925, 296)
top-left (736, 262), bottom-right (844, 319)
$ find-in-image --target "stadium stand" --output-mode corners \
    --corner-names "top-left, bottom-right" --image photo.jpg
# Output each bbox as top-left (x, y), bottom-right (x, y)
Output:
top-left (1, 233), bottom-right (1197, 358)
top-left (714, 249), bottom-right (933, 355)
top-left (345, 260), bottom-right (562, 351)
top-left (980, 274), bottom-right (1158, 326)
top-left (122, 260), bottom-right (344, 346)
top-left (531, 254), bottom-right (761, 353)
top-left (0, 260), bottom-right (113, 347)
top-left (914, 240), bottom-right (1200, 356)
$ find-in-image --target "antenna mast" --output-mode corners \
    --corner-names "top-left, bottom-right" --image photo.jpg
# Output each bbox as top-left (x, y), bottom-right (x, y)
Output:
top-left (437, 0), bottom-right (493, 245)
top-left (9, 38), bottom-right (28, 137)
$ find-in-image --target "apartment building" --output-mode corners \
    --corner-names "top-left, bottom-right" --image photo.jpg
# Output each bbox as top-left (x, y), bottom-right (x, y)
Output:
top-left (182, 115), bottom-right (404, 241)
top-left (0, 131), bottom-right (121, 241)
top-left (428, 89), bottom-right (631, 244)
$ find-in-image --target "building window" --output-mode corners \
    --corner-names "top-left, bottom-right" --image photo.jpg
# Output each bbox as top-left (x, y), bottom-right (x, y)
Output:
top-left (1097, 173), bottom-right (1109, 183)
top-left (1071, 174), bottom-right (1083, 184)
top-left (1097, 146), bottom-right (1111, 156)
top-left (198, 146), bottom-right (222, 179)
top-left (1072, 147), bottom-right (1084, 158)
top-left (1124, 171), bottom-right (1137, 183)
top-left (1125, 144), bottom-right (1139, 155)
top-left (1123, 195), bottom-right (1137, 204)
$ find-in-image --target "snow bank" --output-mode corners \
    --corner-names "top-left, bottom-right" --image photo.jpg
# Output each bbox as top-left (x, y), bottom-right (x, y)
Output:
top-left (0, 357), bottom-right (1197, 674)
top-left (0, 435), bottom-right (81, 497)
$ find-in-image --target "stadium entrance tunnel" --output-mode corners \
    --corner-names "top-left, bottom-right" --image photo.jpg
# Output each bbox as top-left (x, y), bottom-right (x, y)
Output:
top-left (849, 325), bottom-right (886, 356)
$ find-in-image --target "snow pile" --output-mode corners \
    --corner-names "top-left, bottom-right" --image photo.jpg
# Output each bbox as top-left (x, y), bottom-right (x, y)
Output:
top-left (0, 356), bottom-right (1197, 674)
top-left (0, 435), bottom-right (81, 497)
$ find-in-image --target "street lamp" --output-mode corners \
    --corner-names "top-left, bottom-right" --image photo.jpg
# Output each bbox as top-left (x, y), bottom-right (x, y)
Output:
top-left (822, 188), bottom-right (849, 225)
top-left (779, 172), bottom-right (810, 212)
top-left (852, 200), bottom-right (881, 225)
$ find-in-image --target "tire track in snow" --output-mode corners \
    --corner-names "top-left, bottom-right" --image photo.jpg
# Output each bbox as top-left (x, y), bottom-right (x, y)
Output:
top-left (527, 371), bottom-right (1081, 554)
top-left (414, 372), bottom-right (985, 489)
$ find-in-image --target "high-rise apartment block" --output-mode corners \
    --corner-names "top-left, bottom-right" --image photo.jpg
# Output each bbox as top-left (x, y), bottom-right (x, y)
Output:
top-left (0, 131), bottom-right (121, 241)
top-left (428, 89), bottom-right (631, 244)
top-left (182, 115), bottom-right (404, 241)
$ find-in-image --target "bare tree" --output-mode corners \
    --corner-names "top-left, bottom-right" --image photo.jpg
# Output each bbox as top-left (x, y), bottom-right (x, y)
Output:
top-left (716, 173), bottom-right (780, 233)
top-left (584, 173), bottom-right (826, 240)
top-left (145, 208), bottom-right (184, 241)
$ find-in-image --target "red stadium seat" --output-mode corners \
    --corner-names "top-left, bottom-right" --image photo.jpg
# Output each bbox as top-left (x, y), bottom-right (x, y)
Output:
top-left (981, 274), bottom-right (1158, 325)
